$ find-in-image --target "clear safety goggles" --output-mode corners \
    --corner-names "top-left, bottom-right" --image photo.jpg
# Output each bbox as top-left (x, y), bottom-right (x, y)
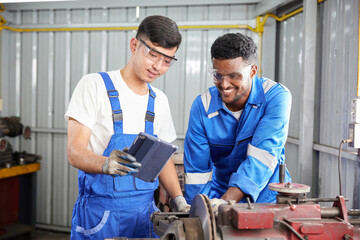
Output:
top-left (209, 65), bottom-right (252, 83)
top-left (138, 38), bottom-right (177, 67)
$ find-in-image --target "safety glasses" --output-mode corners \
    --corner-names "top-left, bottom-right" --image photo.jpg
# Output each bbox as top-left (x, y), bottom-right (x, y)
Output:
top-left (209, 65), bottom-right (252, 83)
top-left (138, 38), bottom-right (177, 67)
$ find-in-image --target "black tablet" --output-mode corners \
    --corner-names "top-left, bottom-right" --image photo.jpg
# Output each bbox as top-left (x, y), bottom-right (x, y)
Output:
top-left (128, 132), bottom-right (178, 182)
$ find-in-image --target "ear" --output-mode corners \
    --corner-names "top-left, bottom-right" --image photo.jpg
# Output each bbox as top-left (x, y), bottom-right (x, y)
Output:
top-left (130, 38), bottom-right (138, 54)
top-left (250, 65), bottom-right (258, 79)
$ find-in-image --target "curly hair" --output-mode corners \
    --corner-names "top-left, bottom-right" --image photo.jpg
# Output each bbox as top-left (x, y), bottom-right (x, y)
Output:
top-left (136, 15), bottom-right (182, 49)
top-left (211, 33), bottom-right (257, 64)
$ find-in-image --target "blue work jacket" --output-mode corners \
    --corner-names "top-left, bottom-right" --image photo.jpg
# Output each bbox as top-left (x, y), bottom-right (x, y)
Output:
top-left (184, 76), bottom-right (292, 204)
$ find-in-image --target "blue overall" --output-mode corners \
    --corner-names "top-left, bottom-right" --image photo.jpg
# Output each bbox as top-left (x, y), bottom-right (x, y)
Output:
top-left (70, 72), bottom-right (159, 239)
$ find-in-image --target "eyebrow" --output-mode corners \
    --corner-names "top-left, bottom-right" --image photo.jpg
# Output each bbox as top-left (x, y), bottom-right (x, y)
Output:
top-left (139, 39), bottom-right (177, 61)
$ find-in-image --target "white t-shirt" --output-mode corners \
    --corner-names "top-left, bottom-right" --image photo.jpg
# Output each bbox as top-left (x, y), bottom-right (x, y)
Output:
top-left (65, 70), bottom-right (177, 156)
top-left (223, 102), bottom-right (243, 121)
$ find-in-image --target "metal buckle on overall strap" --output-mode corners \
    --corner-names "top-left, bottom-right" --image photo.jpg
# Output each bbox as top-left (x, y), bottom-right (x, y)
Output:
top-left (145, 111), bottom-right (155, 122)
top-left (113, 110), bottom-right (123, 121)
top-left (107, 90), bottom-right (119, 98)
top-left (149, 90), bottom-right (156, 99)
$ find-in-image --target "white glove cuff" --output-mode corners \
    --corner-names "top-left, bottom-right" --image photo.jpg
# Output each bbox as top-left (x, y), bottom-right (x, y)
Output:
top-left (102, 158), bottom-right (110, 174)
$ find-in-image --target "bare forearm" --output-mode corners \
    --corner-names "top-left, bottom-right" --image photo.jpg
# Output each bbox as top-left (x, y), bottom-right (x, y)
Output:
top-left (67, 143), bottom-right (107, 174)
top-left (221, 187), bottom-right (245, 202)
top-left (158, 158), bottom-right (183, 199)
top-left (67, 118), bottom-right (107, 174)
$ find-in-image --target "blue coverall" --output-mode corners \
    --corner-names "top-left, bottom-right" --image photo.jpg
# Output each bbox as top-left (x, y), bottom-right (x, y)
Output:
top-left (70, 72), bottom-right (159, 239)
top-left (184, 76), bottom-right (292, 204)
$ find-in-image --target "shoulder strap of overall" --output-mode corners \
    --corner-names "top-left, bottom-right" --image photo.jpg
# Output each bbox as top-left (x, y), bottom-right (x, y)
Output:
top-left (98, 72), bottom-right (123, 134)
top-left (145, 84), bottom-right (156, 134)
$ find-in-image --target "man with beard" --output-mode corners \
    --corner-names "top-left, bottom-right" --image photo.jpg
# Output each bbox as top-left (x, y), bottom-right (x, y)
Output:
top-left (183, 33), bottom-right (292, 214)
top-left (65, 15), bottom-right (189, 239)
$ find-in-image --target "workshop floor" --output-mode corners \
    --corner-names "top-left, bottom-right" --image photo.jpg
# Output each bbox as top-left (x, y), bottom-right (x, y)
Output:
top-left (31, 229), bottom-right (70, 240)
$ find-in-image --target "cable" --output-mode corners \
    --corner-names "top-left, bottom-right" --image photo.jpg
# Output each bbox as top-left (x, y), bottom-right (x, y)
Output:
top-left (275, 220), bottom-right (306, 240)
top-left (338, 138), bottom-right (352, 196)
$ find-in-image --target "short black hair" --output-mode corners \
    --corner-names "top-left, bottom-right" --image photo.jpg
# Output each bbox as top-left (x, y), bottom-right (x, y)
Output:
top-left (211, 33), bottom-right (257, 64)
top-left (136, 15), bottom-right (182, 49)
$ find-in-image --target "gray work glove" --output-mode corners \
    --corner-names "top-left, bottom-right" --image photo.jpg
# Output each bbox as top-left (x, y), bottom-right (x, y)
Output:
top-left (171, 195), bottom-right (191, 212)
top-left (102, 149), bottom-right (141, 176)
top-left (209, 198), bottom-right (227, 216)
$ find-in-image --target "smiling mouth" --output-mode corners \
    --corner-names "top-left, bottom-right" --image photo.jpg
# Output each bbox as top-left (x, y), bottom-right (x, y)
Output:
top-left (222, 89), bottom-right (233, 94)
top-left (147, 70), bottom-right (159, 78)
top-left (220, 88), bottom-right (235, 97)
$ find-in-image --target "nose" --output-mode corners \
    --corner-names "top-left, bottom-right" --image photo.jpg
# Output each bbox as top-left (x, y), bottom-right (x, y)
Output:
top-left (152, 58), bottom-right (163, 71)
top-left (219, 77), bottom-right (232, 88)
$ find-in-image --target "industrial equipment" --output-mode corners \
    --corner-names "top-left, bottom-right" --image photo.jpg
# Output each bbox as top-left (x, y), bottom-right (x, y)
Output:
top-left (109, 164), bottom-right (360, 240)
top-left (0, 116), bottom-right (41, 169)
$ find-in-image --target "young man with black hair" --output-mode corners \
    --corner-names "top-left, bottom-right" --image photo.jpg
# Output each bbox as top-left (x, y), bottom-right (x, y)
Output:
top-left (65, 15), bottom-right (189, 239)
top-left (183, 33), bottom-right (292, 213)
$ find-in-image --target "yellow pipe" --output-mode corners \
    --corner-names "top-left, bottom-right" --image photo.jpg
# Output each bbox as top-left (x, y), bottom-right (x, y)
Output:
top-left (1, 25), bottom-right (139, 32)
top-left (258, 31), bottom-right (263, 77)
top-left (179, 24), bottom-right (256, 32)
top-left (255, 0), bottom-right (326, 77)
top-left (0, 24), bottom-right (256, 33)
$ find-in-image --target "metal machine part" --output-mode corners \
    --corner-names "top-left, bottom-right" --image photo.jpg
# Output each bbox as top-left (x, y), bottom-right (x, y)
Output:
top-left (0, 116), bottom-right (31, 139)
top-left (109, 191), bottom-right (360, 240)
top-left (268, 182), bottom-right (311, 195)
top-left (107, 166), bottom-right (360, 240)
top-left (107, 168), bottom-right (360, 239)
top-left (108, 195), bottom-right (215, 240)
top-left (189, 194), bottom-right (217, 240)
top-left (0, 117), bottom-right (39, 169)
top-left (151, 194), bottom-right (215, 240)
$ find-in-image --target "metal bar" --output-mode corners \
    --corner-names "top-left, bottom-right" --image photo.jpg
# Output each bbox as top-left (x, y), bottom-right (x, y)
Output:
top-left (31, 128), bottom-right (67, 134)
top-left (348, 209), bottom-right (360, 216)
top-left (320, 207), bottom-right (360, 218)
top-left (298, 0), bottom-right (317, 187)
top-left (287, 137), bottom-right (359, 162)
top-left (349, 218), bottom-right (360, 225)
top-left (320, 207), bottom-right (340, 218)
top-left (313, 143), bottom-right (359, 162)
top-left (306, 197), bottom-right (349, 202)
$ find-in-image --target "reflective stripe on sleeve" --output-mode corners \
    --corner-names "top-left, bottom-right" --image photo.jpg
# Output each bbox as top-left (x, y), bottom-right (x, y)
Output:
top-left (185, 171), bottom-right (212, 185)
top-left (262, 78), bottom-right (276, 94)
top-left (201, 91), bottom-right (219, 119)
top-left (247, 143), bottom-right (277, 172)
top-left (201, 90), bottom-right (211, 112)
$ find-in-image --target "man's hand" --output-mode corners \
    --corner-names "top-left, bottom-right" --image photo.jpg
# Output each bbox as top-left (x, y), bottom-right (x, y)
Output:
top-left (209, 198), bottom-right (227, 216)
top-left (171, 195), bottom-right (191, 212)
top-left (102, 149), bottom-right (141, 176)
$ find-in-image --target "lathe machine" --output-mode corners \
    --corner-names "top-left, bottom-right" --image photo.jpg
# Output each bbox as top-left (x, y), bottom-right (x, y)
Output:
top-left (111, 180), bottom-right (360, 240)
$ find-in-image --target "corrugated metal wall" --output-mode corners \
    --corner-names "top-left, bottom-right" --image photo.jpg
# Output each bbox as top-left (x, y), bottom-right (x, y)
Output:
top-left (279, 0), bottom-right (360, 208)
top-left (317, 0), bottom-right (359, 207)
top-left (1, 3), bottom-right (263, 230)
top-left (1, 0), bottom-right (359, 230)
